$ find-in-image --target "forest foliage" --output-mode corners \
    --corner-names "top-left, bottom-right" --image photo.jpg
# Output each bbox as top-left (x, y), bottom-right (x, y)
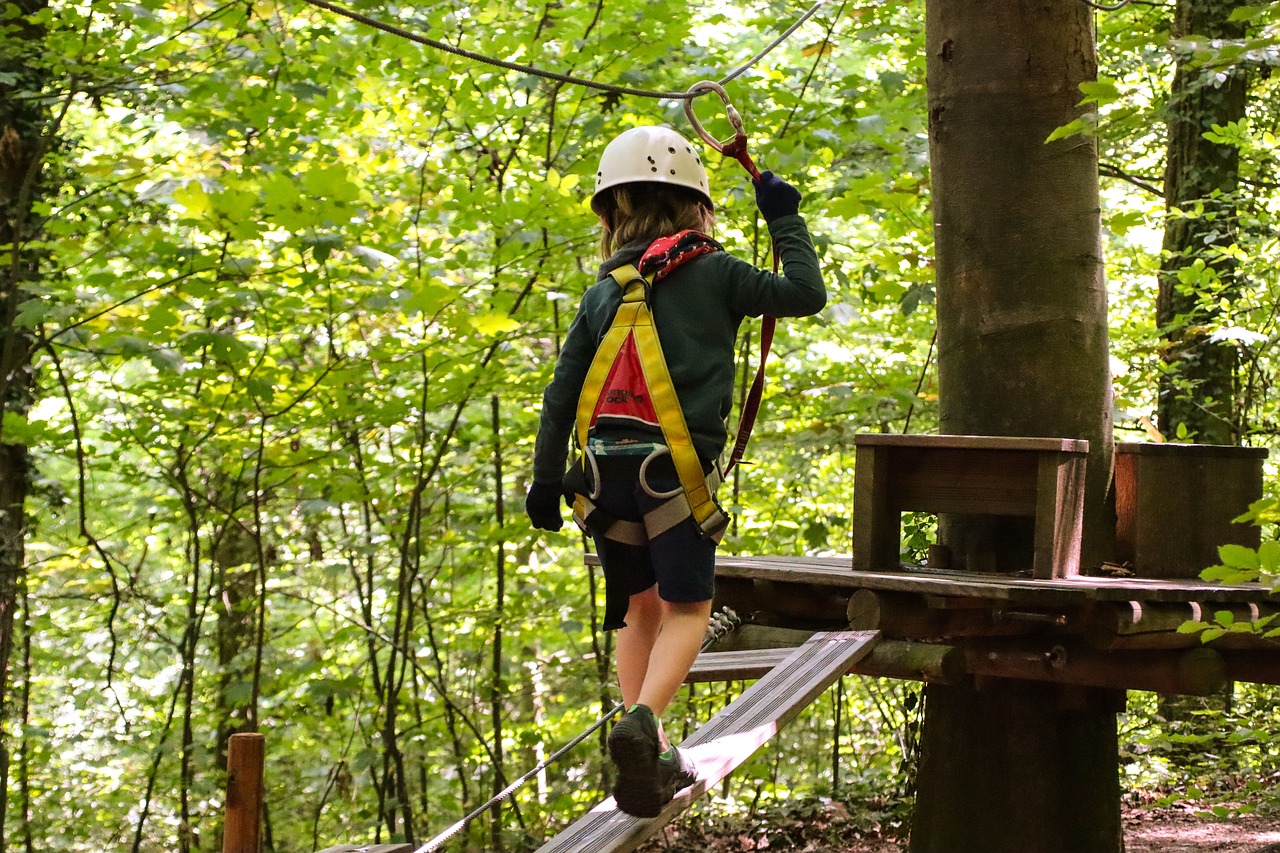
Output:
top-left (1, 0), bottom-right (1278, 850)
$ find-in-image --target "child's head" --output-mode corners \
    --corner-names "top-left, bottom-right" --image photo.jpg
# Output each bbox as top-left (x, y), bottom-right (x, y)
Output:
top-left (591, 126), bottom-right (714, 259)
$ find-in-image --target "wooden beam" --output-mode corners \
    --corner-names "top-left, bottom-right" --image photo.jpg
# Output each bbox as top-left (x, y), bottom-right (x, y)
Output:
top-left (965, 640), bottom-right (1227, 696)
top-left (687, 639), bottom-right (965, 685)
top-left (1221, 650), bottom-right (1280, 686)
top-left (1083, 601), bottom-right (1280, 651)
top-left (848, 589), bottom-right (1040, 639)
top-left (857, 639), bottom-right (967, 683)
top-left (754, 579), bottom-right (850, 622)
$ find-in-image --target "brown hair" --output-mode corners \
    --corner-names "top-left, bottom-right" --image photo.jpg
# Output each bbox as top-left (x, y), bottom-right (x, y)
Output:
top-left (595, 183), bottom-right (714, 259)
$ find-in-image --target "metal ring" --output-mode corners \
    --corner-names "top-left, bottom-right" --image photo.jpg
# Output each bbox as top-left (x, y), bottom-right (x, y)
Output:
top-left (684, 80), bottom-right (746, 154)
top-left (584, 448), bottom-right (602, 500)
top-left (639, 446), bottom-right (683, 500)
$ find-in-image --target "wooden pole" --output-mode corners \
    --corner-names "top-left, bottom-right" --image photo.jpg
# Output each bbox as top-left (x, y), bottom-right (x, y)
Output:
top-left (224, 732), bottom-right (265, 853)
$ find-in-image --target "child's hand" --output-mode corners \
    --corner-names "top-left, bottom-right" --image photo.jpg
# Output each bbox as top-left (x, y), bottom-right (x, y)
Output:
top-left (753, 171), bottom-right (802, 222)
top-left (525, 481), bottom-right (565, 531)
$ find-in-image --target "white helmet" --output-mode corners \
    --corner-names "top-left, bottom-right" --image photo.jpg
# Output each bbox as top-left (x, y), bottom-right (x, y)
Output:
top-left (590, 126), bottom-right (712, 214)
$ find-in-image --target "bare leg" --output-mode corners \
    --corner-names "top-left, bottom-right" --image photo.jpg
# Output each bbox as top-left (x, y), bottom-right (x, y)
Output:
top-left (615, 593), bottom-right (712, 748)
top-left (615, 585), bottom-right (661, 708)
top-left (637, 598), bottom-right (713, 744)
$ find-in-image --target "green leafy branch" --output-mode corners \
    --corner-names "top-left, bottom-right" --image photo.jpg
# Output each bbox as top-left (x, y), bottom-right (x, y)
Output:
top-left (1180, 497), bottom-right (1280, 642)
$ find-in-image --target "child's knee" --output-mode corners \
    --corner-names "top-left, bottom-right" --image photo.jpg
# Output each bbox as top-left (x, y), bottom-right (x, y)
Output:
top-left (662, 598), bottom-right (713, 619)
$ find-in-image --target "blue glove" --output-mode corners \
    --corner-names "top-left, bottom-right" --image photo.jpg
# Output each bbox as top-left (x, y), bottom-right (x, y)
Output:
top-left (525, 481), bottom-right (565, 532)
top-left (753, 170), bottom-right (802, 223)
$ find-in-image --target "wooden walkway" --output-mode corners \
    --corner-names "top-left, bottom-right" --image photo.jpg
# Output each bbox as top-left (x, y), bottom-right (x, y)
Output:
top-left (533, 630), bottom-right (880, 853)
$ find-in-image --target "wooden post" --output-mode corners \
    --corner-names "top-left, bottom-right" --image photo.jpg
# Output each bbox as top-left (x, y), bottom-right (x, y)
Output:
top-left (224, 732), bottom-right (265, 853)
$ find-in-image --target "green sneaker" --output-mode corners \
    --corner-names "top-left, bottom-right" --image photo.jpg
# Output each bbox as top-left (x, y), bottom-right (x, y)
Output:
top-left (607, 705), bottom-right (672, 817)
top-left (659, 744), bottom-right (698, 792)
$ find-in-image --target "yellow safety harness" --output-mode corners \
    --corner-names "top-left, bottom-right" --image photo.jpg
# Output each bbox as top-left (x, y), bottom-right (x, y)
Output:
top-left (570, 263), bottom-right (729, 544)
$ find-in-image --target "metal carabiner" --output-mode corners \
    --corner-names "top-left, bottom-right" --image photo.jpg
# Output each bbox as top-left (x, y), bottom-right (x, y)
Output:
top-left (684, 80), bottom-right (751, 164)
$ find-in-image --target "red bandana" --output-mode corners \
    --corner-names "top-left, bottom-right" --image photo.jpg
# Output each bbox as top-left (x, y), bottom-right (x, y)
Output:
top-left (637, 230), bottom-right (723, 281)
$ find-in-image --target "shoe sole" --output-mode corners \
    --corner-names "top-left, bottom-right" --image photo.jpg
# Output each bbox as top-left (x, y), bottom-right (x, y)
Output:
top-left (608, 716), bottom-right (672, 818)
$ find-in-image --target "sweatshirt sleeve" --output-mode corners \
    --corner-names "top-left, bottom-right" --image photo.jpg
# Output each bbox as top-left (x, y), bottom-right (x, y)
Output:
top-left (531, 299), bottom-right (599, 484)
top-left (724, 214), bottom-right (826, 318)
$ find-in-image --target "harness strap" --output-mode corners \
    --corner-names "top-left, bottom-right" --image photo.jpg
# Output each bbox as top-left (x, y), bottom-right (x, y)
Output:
top-left (571, 465), bottom-right (726, 546)
top-left (574, 264), bottom-right (728, 539)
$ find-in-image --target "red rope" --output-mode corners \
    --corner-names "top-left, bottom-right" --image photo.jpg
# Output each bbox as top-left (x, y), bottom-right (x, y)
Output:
top-left (720, 136), bottom-right (777, 476)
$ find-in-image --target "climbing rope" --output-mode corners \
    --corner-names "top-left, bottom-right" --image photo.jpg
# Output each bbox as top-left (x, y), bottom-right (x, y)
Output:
top-left (296, 0), bottom-right (831, 100)
top-left (414, 607), bottom-right (743, 853)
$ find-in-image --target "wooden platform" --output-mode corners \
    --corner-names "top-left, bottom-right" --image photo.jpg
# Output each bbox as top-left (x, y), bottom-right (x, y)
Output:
top-left (533, 631), bottom-right (880, 853)
top-left (713, 555), bottom-right (1277, 606)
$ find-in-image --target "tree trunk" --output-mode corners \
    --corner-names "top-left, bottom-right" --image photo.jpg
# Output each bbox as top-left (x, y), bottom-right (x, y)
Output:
top-left (0, 1), bottom-right (50, 843)
top-left (215, 517), bottom-right (260, 771)
top-left (1156, 0), bottom-right (1249, 443)
top-left (915, 2), bottom-right (1120, 851)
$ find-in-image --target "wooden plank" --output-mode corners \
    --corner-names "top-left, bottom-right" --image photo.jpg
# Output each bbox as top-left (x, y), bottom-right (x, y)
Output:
top-left (534, 631), bottom-right (880, 853)
top-left (853, 442), bottom-right (898, 572)
top-left (854, 433), bottom-right (1090, 453)
top-left (710, 556), bottom-right (1276, 605)
top-left (1033, 451), bottom-right (1086, 579)
top-left (317, 846), bottom-right (414, 853)
top-left (883, 447), bottom-right (1041, 516)
top-left (686, 647), bottom-right (791, 682)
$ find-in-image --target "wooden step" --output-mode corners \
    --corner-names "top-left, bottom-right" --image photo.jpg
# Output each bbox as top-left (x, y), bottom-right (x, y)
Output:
top-left (533, 630), bottom-right (880, 853)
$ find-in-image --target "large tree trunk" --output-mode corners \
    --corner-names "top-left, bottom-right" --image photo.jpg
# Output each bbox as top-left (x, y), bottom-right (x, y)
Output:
top-left (914, 2), bottom-right (1119, 851)
top-left (0, 1), bottom-right (50, 843)
top-left (1156, 0), bottom-right (1248, 444)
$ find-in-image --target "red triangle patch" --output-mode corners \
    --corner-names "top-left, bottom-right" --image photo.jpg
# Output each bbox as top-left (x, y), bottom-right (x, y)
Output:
top-left (591, 332), bottom-right (660, 429)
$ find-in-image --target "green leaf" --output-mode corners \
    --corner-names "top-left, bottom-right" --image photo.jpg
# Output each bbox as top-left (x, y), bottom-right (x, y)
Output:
top-left (301, 163), bottom-right (360, 204)
top-left (1229, 5), bottom-right (1268, 21)
top-left (1217, 544), bottom-right (1260, 571)
top-left (172, 180), bottom-right (212, 217)
top-left (1257, 541), bottom-right (1280, 574)
top-left (1078, 79), bottom-right (1121, 105)
top-left (471, 313), bottom-right (519, 336)
top-left (2, 411), bottom-right (51, 445)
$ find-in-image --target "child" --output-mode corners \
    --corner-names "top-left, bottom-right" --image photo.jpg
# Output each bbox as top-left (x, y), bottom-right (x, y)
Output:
top-left (526, 125), bottom-right (825, 817)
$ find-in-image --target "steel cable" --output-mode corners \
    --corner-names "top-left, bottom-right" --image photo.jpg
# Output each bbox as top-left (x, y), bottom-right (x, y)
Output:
top-left (296, 0), bottom-right (830, 100)
top-left (414, 607), bottom-right (742, 853)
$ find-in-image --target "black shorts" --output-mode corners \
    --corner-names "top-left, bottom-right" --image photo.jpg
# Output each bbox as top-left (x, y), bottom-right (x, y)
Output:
top-left (589, 458), bottom-right (718, 630)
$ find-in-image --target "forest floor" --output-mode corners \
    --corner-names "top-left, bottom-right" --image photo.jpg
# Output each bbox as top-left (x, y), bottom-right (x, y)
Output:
top-left (637, 801), bottom-right (1280, 853)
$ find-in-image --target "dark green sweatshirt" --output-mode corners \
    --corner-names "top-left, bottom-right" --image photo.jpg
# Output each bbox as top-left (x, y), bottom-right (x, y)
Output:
top-left (532, 213), bottom-right (825, 484)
